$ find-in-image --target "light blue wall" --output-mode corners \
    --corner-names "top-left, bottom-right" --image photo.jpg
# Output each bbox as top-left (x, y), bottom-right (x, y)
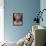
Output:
top-left (40, 0), bottom-right (46, 27)
top-left (4, 0), bottom-right (40, 42)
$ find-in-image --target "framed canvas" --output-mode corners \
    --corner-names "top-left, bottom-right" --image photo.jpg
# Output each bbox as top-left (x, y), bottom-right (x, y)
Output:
top-left (13, 13), bottom-right (23, 26)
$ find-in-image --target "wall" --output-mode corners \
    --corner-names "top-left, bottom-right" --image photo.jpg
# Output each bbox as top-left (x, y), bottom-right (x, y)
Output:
top-left (40, 0), bottom-right (46, 27)
top-left (4, 0), bottom-right (40, 42)
top-left (0, 0), bottom-right (4, 42)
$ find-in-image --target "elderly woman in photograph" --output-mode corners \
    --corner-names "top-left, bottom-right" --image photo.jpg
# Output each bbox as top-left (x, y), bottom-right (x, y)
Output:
top-left (13, 13), bottom-right (23, 26)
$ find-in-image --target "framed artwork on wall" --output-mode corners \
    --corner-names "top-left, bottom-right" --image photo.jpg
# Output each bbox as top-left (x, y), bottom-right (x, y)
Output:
top-left (13, 13), bottom-right (23, 26)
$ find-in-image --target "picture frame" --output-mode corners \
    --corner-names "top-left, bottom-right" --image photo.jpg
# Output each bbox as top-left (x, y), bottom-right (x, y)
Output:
top-left (13, 13), bottom-right (23, 26)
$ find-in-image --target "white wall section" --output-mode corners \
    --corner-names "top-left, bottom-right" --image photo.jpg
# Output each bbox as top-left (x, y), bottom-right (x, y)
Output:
top-left (0, 0), bottom-right (4, 42)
